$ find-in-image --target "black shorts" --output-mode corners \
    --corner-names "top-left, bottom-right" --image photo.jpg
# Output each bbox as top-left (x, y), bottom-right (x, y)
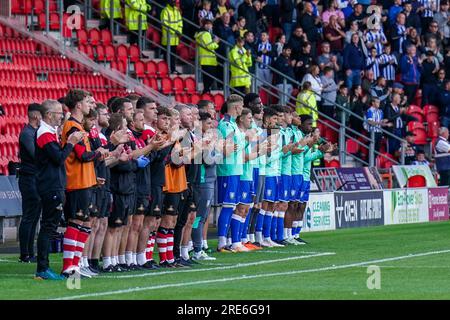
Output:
top-left (180, 186), bottom-right (199, 215)
top-left (90, 187), bottom-right (111, 218)
top-left (163, 192), bottom-right (182, 216)
top-left (135, 195), bottom-right (151, 216)
top-left (149, 185), bottom-right (164, 218)
top-left (64, 188), bottom-right (93, 222)
top-left (109, 193), bottom-right (135, 227)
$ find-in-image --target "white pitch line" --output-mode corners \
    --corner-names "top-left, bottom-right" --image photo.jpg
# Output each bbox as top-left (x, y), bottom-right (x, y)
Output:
top-left (53, 249), bottom-right (450, 300)
top-left (102, 252), bottom-right (335, 279)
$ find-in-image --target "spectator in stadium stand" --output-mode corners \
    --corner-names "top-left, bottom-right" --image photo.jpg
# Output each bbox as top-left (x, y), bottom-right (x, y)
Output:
top-left (18, 103), bottom-right (42, 263)
top-left (161, 0), bottom-right (183, 74)
top-left (125, 94), bottom-right (141, 109)
top-left (412, 151), bottom-right (430, 166)
top-left (124, 0), bottom-right (149, 45)
top-left (343, 33), bottom-right (366, 90)
top-left (195, 19), bottom-right (220, 94)
top-left (35, 100), bottom-right (84, 280)
top-left (287, 26), bottom-right (307, 62)
top-left (336, 84), bottom-right (350, 123)
top-left (384, 93), bottom-right (404, 155)
top-left (254, 0), bottom-right (269, 37)
top-left (349, 85), bottom-right (368, 135)
top-left (235, 16), bottom-right (249, 38)
top-left (397, 131), bottom-right (418, 165)
top-left (345, 20), bottom-right (364, 45)
top-left (402, 27), bottom-right (422, 54)
top-left (302, 64), bottom-right (323, 102)
top-left (280, 0), bottom-right (299, 42)
top-left (214, 0), bottom-right (233, 18)
top-left (244, 31), bottom-right (258, 75)
top-left (321, 0), bottom-right (345, 28)
top-left (435, 127), bottom-right (450, 186)
top-left (403, 1), bottom-right (422, 33)
top-left (423, 21), bottom-right (443, 51)
top-left (317, 42), bottom-right (340, 75)
top-left (256, 31), bottom-right (276, 88)
top-left (272, 45), bottom-right (296, 100)
top-left (99, 0), bottom-right (122, 34)
top-left (323, 15), bottom-right (345, 54)
top-left (362, 69), bottom-right (375, 94)
top-left (388, 0), bottom-right (403, 25)
top-left (400, 44), bottom-right (422, 104)
top-left (420, 50), bottom-right (440, 106)
top-left (347, 3), bottom-right (367, 30)
top-left (198, 0), bottom-right (215, 25)
top-left (434, 1), bottom-right (449, 43)
top-left (320, 67), bottom-right (338, 118)
top-left (390, 13), bottom-right (408, 55)
top-left (181, 0), bottom-right (198, 38)
top-left (371, 76), bottom-right (391, 108)
top-left (229, 37), bottom-right (253, 95)
top-left (439, 80), bottom-right (450, 129)
top-left (299, 2), bottom-right (321, 57)
top-left (364, 97), bottom-right (391, 152)
top-left (274, 33), bottom-right (286, 57)
top-left (295, 42), bottom-right (315, 81)
top-left (238, 0), bottom-right (258, 34)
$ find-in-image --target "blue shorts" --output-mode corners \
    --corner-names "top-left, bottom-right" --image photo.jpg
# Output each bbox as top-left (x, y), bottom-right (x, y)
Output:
top-left (238, 180), bottom-right (253, 205)
top-left (278, 175), bottom-right (292, 203)
top-left (263, 176), bottom-right (279, 203)
top-left (299, 180), bottom-right (311, 203)
top-left (252, 168), bottom-right (259, 196)
top-left (290, 174), bottom-right (304, 202)
top-left (217, 175), bottom-right (240, 205)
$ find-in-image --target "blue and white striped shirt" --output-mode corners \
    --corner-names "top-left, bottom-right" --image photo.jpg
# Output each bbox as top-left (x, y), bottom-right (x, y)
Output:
top-left (366, 56), bottom-right (382, 79)
top-left (365, 107), bottom-right (384, 133)
top-left (396, 24), bottom-right (407, 54)
top-left (257, 41), bottom-right (273, 69)
top-left (366, 30), bottom-right (387, 56)
top-left (419, 0), bottom-right (436, 18)
top-left (379, 53), bottom-right (398, 81)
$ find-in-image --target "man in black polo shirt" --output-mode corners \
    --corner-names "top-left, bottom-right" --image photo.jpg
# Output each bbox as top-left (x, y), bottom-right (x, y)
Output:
top-left (18, 103), bottom-right (42, 263)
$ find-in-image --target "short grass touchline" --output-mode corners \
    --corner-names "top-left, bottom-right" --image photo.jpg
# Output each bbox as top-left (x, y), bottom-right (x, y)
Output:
top-left (101, 252), bottom-right (336, 279)
top-left (52, 248), bottom-right (450, 300)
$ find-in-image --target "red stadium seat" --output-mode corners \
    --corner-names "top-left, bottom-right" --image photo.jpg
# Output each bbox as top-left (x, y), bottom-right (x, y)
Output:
top-left (407, 175), bottom-right (426, 188)
top-left (95, 45), bottom-right (105, 61)
top-left (377, 152), bottom-right (395, 169)
top-left (129, 44), bottom-right (140, 63)
top-left (190, 93), bottom-right (200, 105)
top-left (134, 60), bottom-right (145, 78)
top-left (143, 77), bottom-right (158, 90)
top-left (184, 77), bottom-right (196, 94)
top-left (161, 77), bottom-right (173, 95)
top-left (156, 61), bottom-right (168, 78)
top-left (104, 44), bottom-right (115, 61)
top-left (213, 93), bottom-right (225, 110)
top-left (346, 139), bottom-right (359, 154)
top-left (424, 104), bottom-right (439, 116)
top-left (77, 29), bottom-right (88, 46)
top-left (406, 105), bottom-right (424, 123)
top-left (412, 128), bottom-right (427, 145)
top-left (33, 0), bottom-right (45, 14)
top-left (146, 26), bottom-right (161, 47)
top-left (101, 29), bottom-right (112, 46)
top-left (145, 61), bottom-right (157, 77)
top-left (172, 76), bottom-right (184, 94)
top-left (325, 159), bottom-right (341, 168)
top-left (89, 28), bottom-right (101, 46)
top-left (427, 121), bottom-right (440, 138)
top-left (201, 93), bottom-right (213, 101)
top-left (116, 44), bottom-right (128, 63)
top-left (407, 121), bottom-right (425, 132)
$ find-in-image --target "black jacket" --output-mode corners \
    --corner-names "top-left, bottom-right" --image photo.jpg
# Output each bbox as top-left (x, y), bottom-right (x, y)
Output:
top-left (280, 0), bottom-right (296, 23)
top-left (238, 2), bottom-right (257, 33)
top-left (19, 124), bottom-right (38, 176)
top-left (299, 12), bottom-right (320, 42)
top-left (272, 55), bottom-right (296, 85)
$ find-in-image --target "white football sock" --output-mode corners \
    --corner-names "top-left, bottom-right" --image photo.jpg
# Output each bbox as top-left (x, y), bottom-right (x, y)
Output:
top-left (125, 251), bottom-right (133, 266)
top-left (137, 252), bottom-right (147, 266)
top-left (118, 254), bottom-right (126, 265)
top-left (255, 231), bottom-right (263, 243)
top-left (202, 239), bottom-right (208, 249)
top-left (181, 245), bottom-right (190, 260)
top-left (103, 256), bottom-right (111, 268)
top-left (218, 236), bottom-right (227, 249)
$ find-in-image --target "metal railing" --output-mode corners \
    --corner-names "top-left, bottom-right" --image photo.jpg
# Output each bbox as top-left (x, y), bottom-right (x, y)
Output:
top-left (64, 0), bottom-right (406, 167)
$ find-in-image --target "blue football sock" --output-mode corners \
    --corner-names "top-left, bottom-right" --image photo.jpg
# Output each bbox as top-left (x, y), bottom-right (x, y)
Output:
top-left (277, 212), bottom-right (285, 241)
top-left (241, 210), bottom-right (251, 240)
top-left (230, 214), bottom-right (242, 244)
top-left (262, 211), bottom-right (273, 238)
top-left (217, 206), bottom-right (234, 237)
top-left (270, 212), bottom-right (278, 240)
top-left (255, 209), bottom-right (265, 232)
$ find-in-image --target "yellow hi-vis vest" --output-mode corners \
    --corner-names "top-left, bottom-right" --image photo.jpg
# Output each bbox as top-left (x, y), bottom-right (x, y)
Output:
top-left (229, 45), bottom-right (252, 88)
top-left (296, 89), bottom-right (318, 127)
top-left (195, 30), bottom-right (218, 66)
top-left (100, 0), bottom-right (122, 19)
top-left (161, 5), bottom-right (183, 46)
top-left (125, 0), bottom-right (148, 31)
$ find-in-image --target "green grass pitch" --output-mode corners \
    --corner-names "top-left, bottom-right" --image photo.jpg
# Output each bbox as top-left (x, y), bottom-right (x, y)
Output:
top-left (1, 221), bottom-right (450, 300)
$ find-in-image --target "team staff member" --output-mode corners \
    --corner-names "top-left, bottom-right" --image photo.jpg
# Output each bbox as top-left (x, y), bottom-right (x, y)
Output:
top-left (35, 99), bottom-right (84, 280)
top-left (18, 103), bottom-right (42, 263)
top-left (229, 37), bottom-right (253, 95)
top-left (61, 90), bottom-right (109, 277)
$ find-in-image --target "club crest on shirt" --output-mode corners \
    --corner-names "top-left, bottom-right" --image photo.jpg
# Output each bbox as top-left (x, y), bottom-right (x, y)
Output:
top-left (229, 192), bottom-right (235, 200)
top-left (242, 192), bottom-right (248, 199)
top-left (267, 189), bottom-right (272, 196)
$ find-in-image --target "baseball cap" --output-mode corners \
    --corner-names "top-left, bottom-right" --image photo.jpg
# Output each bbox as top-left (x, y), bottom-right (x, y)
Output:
top-left (392, 82), bottom-right (404, 89)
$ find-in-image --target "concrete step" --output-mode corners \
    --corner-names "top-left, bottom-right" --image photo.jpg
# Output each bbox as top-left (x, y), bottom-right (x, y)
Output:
top-left (113, 35), bottom-right (129, 45)
top-left (86, 19), bottom-right (100, 29)
top-left (141, 50), bottom-right (156, 60)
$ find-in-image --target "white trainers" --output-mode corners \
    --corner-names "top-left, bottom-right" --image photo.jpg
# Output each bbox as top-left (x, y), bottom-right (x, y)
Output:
top-left (261, 240), bottom-right (274, 247)
top-left (78, 266), bottom-right (93, 278)
top-left (192, 250), bottom-right (217, 261)
top-left (268, 239), bottom-right (284, 247)
top-left (285, 237), bottom-right (300, 245)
